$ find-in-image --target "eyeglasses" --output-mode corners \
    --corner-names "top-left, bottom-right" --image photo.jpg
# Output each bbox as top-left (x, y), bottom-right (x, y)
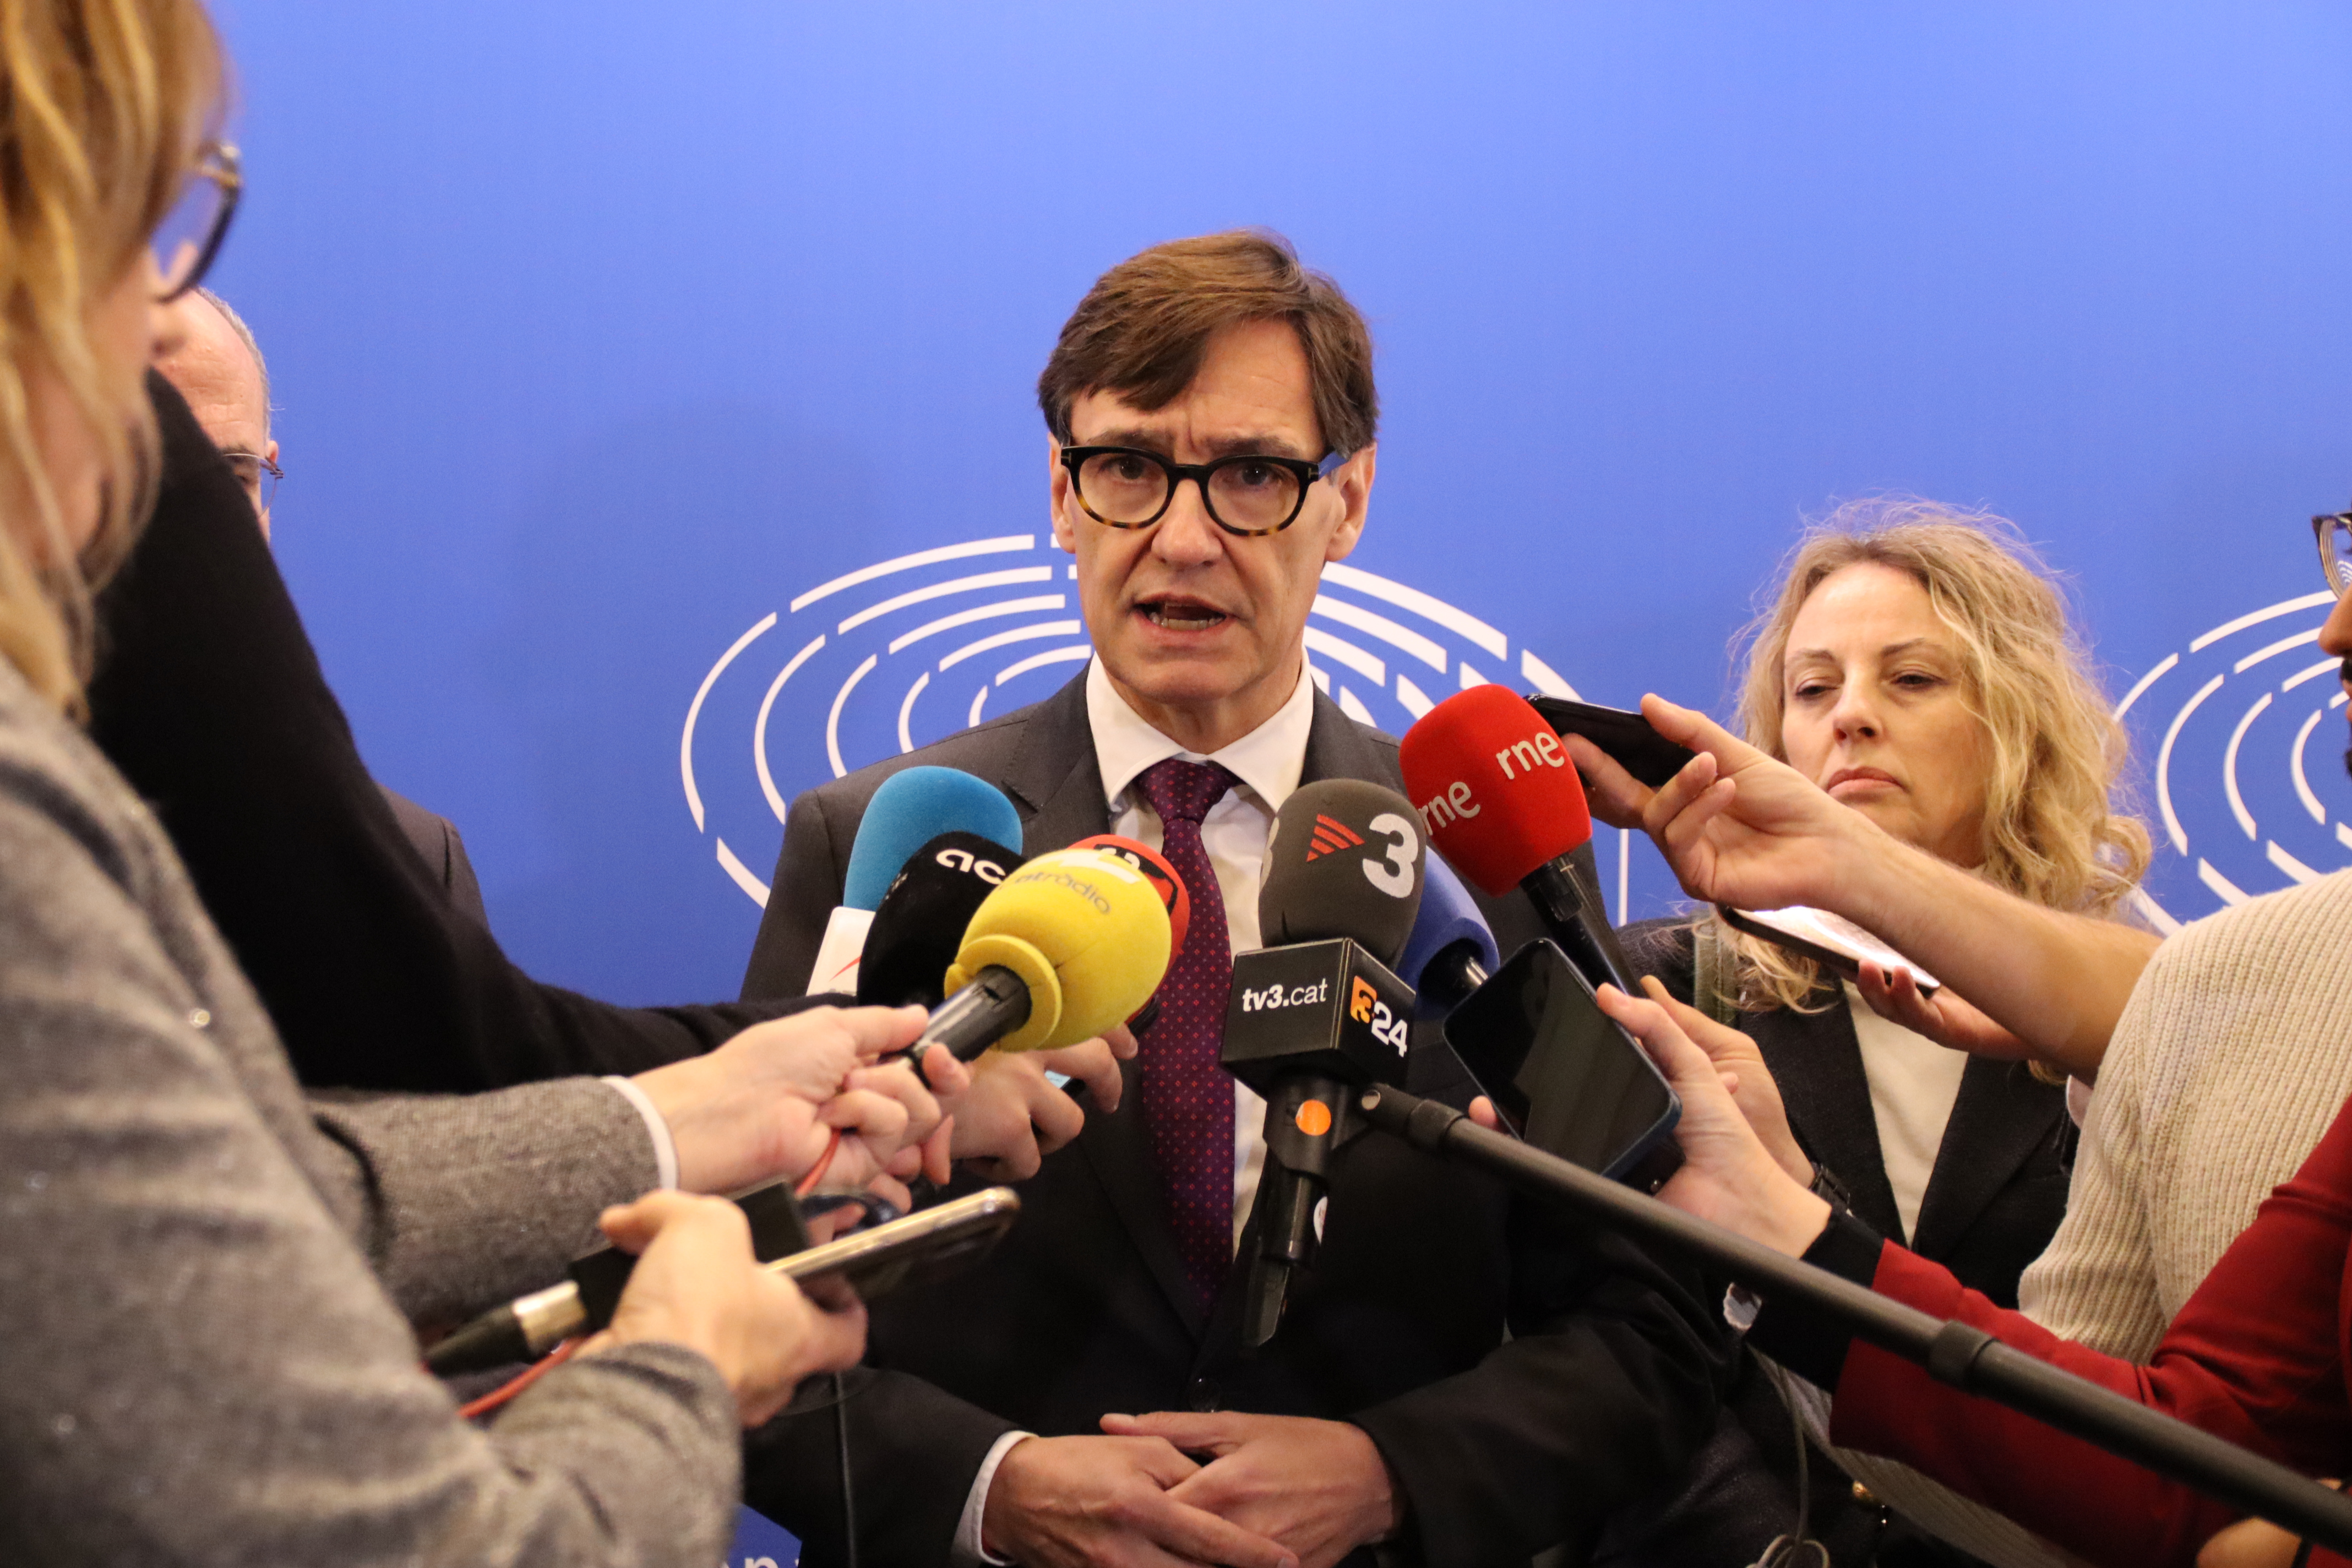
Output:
top-left (1059, 445), bottom-right (1348, 537)
top-left (2316, 509), bottom-right (2352, 598)
top-left (220, 448), bottom-right (280, 509)
top-left (152, 142), bottom-right (241, 302)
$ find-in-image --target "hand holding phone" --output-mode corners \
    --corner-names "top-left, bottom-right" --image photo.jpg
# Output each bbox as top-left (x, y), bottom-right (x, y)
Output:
top-left (1443, 940), bottom-right (1682, 1189)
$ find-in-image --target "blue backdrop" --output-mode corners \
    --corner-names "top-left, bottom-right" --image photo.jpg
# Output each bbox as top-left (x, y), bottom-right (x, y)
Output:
top-left (202, 1), bottom-right (2352, 1002)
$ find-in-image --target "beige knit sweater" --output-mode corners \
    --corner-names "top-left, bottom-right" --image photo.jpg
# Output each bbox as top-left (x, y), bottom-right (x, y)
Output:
top-left (1795, 869), bottom-right (2352, 1567)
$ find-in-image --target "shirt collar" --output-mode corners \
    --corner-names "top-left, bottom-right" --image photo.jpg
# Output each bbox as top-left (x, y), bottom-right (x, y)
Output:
top-left (1085, 655), bottom-right (1314, 817)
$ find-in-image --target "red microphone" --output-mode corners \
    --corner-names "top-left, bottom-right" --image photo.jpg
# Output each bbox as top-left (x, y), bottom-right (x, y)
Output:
top-left (1398, 685), bottom-right (1633, 993)
top-left (1069, 834), bottom-right (1190, 1031)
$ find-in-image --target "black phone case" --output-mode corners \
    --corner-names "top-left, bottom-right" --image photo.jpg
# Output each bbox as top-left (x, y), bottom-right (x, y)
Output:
top-left (1444, 939), bottom-right (1683, 1188)
top-left (1528, 696), bottom-right (1698, 789)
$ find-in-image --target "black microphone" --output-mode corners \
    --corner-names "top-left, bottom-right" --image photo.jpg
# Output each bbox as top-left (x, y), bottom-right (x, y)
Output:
top-left (1221, 779), bottom-right (1425, 1348)
top-left (856, 832), bottom-right (1026, 1009)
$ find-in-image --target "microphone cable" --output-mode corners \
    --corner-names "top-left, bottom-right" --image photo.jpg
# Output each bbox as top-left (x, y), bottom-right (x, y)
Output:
top-left (444, 1129), bottom-right (848, 1421)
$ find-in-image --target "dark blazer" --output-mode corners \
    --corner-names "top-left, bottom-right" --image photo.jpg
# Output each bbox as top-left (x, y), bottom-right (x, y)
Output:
top-left (380, 787), bottom-right (488, 928)
top-left (739, 673), bottom-right (1724, 1568)
top-left (1592, 919), bottom-right (2073, 1568)
top-left (84, 374), bottom-right (807, 1092)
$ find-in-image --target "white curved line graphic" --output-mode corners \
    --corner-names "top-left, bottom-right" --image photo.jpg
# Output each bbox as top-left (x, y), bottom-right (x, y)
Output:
top-left (837, 567), bottom-right (1057, 635)
top-left (993, 645), bottom-right (1093, 685)
top-left (1321, 563), bottom-right (1508, 659)
top-left (2223, 691), bottom-right (2272, 839)
top-left (1306, 662), bottom-right (1331, 694)
top-left (680, 612), bottom-right (775, 831)
top-left (2113, 651), bottom-right (2179, 720)
top-left (1337, 686), bottom-right (1378, 725)
top-left (2285, 656), bottom-right (2341, 693)
top-left (755, 633), bottom-right (827, 824)
top-left (939, 620), bottom-right (1085, 672)
top-left (2188, 591), bottom-right (2335, 652)
top-left (715, 837), bottom-right (770, 905)
top-left (968, 685), bottom-right (989, 727)
top-left (898, 671), bottom-right (930, 753)
top-left (2267, 840), bottom-right (2324, 884)
top-left (1396, 673), bottom-right (1436, 718)
top-left (827, 654), bottom-right (879, 778)
top-left (889, 595), bottom-right (1064, 654)
top-left (1311, 595), bottom-right (1446, 672)
top-left (2234, 627), bottom-right (2319, 674)
top-left (2129, 889), bottom-right (2184, 937)
top-left (2197, 858), bottom-right (2251, 906)
top-left (2293, 707), bottom-right (2328, 824)
top-left (2157, 671), bottom-right (2226, 854)
top-left (790, 535), bottom-right (1033, 614)
top-left (1303, 625), bottom-right (1384, 683)
top-left (1458, 662), bottom-right (1489, 690)
top-left (1521, 649), bottom-right (1581, 700)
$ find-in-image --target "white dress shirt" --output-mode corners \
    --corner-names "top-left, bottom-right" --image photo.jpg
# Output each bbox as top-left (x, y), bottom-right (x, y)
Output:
top-left (952, 654), bottom-right (1318, 1565)
top-left (1842, 981), bottom-right (1968, 1245)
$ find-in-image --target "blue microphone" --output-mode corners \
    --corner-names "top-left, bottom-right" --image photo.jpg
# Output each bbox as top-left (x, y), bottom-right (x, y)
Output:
top-left (1402, 852), bottom-right (1502, 1017)
top-left (805, 767), bottom-right (1026, 995)
top-left (843, 767), bottom-right (1025, 911)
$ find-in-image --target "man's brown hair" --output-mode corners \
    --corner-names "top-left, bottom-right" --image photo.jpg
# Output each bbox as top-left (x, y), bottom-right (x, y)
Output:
top-left (1037, 229), bottom-right (1378, 459)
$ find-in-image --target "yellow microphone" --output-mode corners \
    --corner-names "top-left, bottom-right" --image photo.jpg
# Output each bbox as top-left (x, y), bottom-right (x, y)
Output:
top-left (921, 848), bottom-right (1172, 1059)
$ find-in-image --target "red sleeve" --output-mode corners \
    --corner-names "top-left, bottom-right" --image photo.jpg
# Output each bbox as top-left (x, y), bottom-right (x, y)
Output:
top-left (1827, 1094), bottom-right (2352, 1568)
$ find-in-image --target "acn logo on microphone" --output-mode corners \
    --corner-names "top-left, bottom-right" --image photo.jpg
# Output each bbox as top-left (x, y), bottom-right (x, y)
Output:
top-left (934, 847), bottom-right (1009, 884)
top-left (1304, 814), bottom-right (1364, 862)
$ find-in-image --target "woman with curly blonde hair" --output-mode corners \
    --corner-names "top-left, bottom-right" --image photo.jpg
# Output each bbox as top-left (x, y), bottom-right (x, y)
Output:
top-left (1587, 499), bottom-right (2158, 1568)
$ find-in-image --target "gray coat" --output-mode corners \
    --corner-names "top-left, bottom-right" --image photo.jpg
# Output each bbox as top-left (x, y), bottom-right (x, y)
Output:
top-left (0, 663), bottom-right (738, 1566)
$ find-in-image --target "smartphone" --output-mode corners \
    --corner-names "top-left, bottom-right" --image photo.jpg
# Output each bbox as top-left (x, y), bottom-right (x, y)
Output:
top-left (774, 1187), bottom-right (1021, 1300)
top-left (1444, 939), bottom-right (1683, 1187)
top-left (1529, 696), bottom-right (1698, 790)
top-left (1718, 905), bottom-right (1940, 995)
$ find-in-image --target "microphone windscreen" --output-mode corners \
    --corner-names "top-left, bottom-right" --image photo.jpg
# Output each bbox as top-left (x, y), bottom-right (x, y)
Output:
top-left (842, 767), bottom-right (1024, 911)
top-left (946, 848), bottom-right (1172, 1053)
top-left (1400, 851), bottom-right (1501, 989)
top-left (1070, 834), bottom-right (1192, 955)
top-left (1257, 779), bottom-right (1425, 968)
top-left (1400, 687), bottom-right (1593, 897)
top-left (857, 832), bottom-right (1026, 1008)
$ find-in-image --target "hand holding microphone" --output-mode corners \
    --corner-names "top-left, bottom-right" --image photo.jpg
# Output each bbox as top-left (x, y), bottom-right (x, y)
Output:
top-left (628, 1003), bottom-right (966, 1199)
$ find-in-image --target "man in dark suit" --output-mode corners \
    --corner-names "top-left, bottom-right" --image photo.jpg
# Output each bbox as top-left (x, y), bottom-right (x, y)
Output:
top-left (154, 286), bottom-right (493, 932)
top-left (741, 231), bottom-right (1721, 1568)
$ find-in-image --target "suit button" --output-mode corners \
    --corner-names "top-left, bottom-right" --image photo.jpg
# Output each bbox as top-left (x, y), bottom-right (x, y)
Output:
top-left (1852, 1480), bottom-right (1880, 1507)
top-left (1187, 1378), bottom-right (1218, 1412)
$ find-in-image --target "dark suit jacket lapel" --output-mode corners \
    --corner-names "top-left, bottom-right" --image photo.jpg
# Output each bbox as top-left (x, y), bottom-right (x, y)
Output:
top-left (1751, 1000), bottom-right (1906, 1242)
top-left (1908, 1057), bottom-right (2065, 1262)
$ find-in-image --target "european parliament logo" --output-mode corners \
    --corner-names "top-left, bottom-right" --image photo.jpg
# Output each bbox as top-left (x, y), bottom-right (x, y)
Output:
top-left (678, 534), bottom-right (1585, 907)
top-left (2123, 589), bottom-right (2352, 930)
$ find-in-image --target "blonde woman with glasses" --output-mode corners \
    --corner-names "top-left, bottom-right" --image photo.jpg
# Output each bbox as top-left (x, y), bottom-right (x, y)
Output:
top-left (0, 4), bottom-right (935, 1562)
top-left (1584, 500), bottom-right (2158, 1568)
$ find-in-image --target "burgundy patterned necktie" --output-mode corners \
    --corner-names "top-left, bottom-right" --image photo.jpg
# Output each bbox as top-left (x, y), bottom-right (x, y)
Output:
top-left (1131, 757), bottom-right (1240, 1311)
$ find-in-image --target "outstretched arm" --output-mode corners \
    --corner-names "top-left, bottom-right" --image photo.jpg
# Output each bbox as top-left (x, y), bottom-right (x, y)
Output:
top-left (1572, 695), bottom-right (2156, 1078)
top-left (1610, 984), bottom-right (2352, 1568)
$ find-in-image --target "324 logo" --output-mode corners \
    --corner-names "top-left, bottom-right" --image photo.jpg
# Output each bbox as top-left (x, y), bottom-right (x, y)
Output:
top-left (1348, 976), bottom-right (1409, 1053)
top-left (680, 534), bottom-right (1588, 907)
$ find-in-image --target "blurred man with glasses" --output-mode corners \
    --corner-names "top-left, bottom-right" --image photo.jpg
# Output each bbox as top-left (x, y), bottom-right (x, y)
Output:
top-left (743, 229), bottom-right (1721, 1568)
top-left (151, 285), bottom-right (483, 923)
